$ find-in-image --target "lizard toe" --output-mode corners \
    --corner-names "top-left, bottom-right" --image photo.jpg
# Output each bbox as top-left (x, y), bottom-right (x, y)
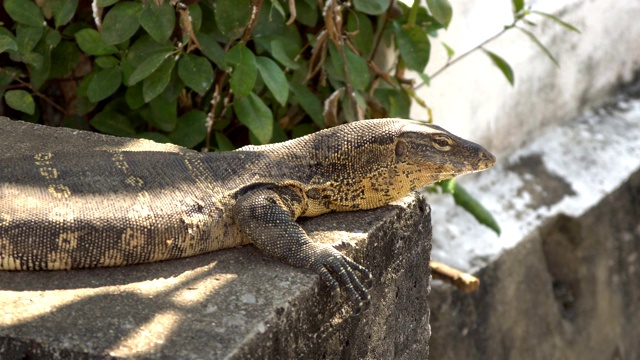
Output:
top-left (311, 249), bottom-right (371, 310)
top-left (317, 267), bottom-right (341, 303)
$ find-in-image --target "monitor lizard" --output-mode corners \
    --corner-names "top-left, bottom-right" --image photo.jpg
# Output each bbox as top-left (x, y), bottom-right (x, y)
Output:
top-left (0, 118), bottom-right (495, 311)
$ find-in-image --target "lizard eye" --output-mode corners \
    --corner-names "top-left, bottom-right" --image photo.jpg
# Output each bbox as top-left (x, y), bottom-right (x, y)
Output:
top-left (432, 135), bottom-right (452, 151)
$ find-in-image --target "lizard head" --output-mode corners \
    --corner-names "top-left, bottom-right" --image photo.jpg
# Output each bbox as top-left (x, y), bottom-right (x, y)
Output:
top-left (393, 120), bottom-right (496, 189)
top-left (301, 119), bottom-right (495, 214)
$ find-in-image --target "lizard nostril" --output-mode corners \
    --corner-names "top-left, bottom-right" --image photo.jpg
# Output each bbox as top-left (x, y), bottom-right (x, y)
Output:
top-left (479, 150), bottom-right (496, 168)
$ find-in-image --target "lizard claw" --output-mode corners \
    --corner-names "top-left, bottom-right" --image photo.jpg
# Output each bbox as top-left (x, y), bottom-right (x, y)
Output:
top-left (310, 246), bottom-right (372, 313)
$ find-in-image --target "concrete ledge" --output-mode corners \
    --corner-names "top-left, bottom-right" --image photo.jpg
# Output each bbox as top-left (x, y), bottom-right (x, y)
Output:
top-left (0, 118), bottom-right (432, 359)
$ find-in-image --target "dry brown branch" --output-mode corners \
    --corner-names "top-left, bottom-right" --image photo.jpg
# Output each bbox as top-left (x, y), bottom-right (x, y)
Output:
top-left (430, 261), bottom-right (480, 293)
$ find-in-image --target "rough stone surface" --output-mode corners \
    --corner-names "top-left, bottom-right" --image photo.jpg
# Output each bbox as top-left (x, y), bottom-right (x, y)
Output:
top-left (429, 169), bottom-right (640, 360)
top-left (0, 117), bottom-right (432, 359)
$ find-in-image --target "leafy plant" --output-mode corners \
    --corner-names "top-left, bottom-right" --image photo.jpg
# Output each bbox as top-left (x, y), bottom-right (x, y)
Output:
top-left (0, 0), bottom-right (578, 234)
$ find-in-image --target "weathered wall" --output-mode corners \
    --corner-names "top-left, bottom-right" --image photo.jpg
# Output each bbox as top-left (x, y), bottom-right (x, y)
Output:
top-left (424, 62), bottom-right (640, 359)
top-left (412, 0), bottom-right (640, 155)
top-left (429, 168), bottom-right (640, 360)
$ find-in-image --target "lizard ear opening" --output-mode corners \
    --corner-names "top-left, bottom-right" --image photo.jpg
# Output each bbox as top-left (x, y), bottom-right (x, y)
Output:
top-left (395, 140), bottom-right (407, 158)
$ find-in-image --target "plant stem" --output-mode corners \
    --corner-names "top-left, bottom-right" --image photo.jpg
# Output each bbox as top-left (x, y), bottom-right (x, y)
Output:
top-left (0, 67), bottom-right (68, 116)
top-left (416, 23), bottom-right (516, 89)
top-left (408, 0), bottom-right (421, 27)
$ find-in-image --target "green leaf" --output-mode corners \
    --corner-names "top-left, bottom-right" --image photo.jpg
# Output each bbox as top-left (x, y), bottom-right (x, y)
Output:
top-left (16, 24), bottom-right (43, 54)
top-left (143, 56), bottom-right (176, 102)
top-left (226, 43), bottom-right (257, 97)
top-left (45, 29), bottom-right (61, 47)
top-left (178, 54), bottom-right (213, 95)
top-left (4, 0), bottom-right (44, 27)
top-left (289, 82), bottom-right (324, 127)
top-left (343, 49), bottom-right (370, 91)
top-left (139, 1), bottom-right (176, 43)
top-left (95, 55), bottom-right (120, 68)
top-left (21, 51), bottom-right (43, 68)
top-left (483, 49), bottom-right (514, 86)
top-left (137, 132), bottom-right (172, 143)
top-left (0, 68), bottom-right (20, 99)
top-left (100, 2), bottom-right (142, 45)
top-left (186, 3), bottom-right (202, 35)
top-left (121, 35), bottom-right (173, 83)
top-left (75, 71), bottom-right (97, 115)
top-left (160, 67), bottom-right (184, 102)
top-left (347, 12), bottom-right (374, 56)
top-left (292, 123), bottom-right (316, 138)
top-left (256, 56), bottom-right (288, 106)
top-left (233, 92), bottom-right (273, 144)
top-left (374, 88), bottom-right (411, 118)
top-left (215, 132), bottom-right (235, 151)
top-left (90, 110), bottom-right (136, 137)
top-left (353, 0), bottom-right (390, 15)
top-left (452, 182), bottom-right (501, 235)
top-left (145, 96), bottom-right (177, 131)
top-left (128, 51), bottom-right (171, 86)
top-left (294, 0), bottom-right (318, 27)
top-left (427, 0), bottom-right (453, 28)
top-left (393, 22), bottom-right (430, 72)
top-left (4, 89), bottom-right (35, 115)
top-left (417, 72), bottom-right (430, 87)
top-left (50, 41), bottom-right (79, 77)
top-left (28, 41), bottom-right (50, 89)
top-left (0, 35), bottom-right (18, 54)
top-left (88, 66), bottom-right (122, 102)
top-left (269, 38), bottom-right (300, 69)
top-left (75, 28), bottom-right (119, 55)
top-left (96, 0), bottom-right (119, 6)
top-left (442, 41), bottom-right (455, 61)
top-left (125, 83), bottom-right (145, 109)
top-left (214, 0), bottom-right (251, 39)
top-left (51, 0), bottom-right (78, 27)
top-left (326, 44), bottom-right (370, 91)
top-left (168, 110), bottom-right (207, 148)
top-left (517, 27), bottom-right (559, 67)
top-left (266, 121), bottom-right (288, 143)
top-left (196, 32), bottom-right (226, 70)
top-left (532, 10), bottom-right (581, 33)
top-left (511, 0), bottom-right (524, 14)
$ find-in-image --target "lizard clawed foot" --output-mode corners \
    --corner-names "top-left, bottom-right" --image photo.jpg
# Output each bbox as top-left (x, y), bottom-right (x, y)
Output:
top-left (310, 246), bottom-right (372, 313)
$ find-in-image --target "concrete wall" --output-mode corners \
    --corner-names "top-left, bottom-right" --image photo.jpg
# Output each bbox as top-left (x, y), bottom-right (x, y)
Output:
top-left (412, 0), bottom-right (640, 155)
top-left (415, 2), bottom-right (640, 358)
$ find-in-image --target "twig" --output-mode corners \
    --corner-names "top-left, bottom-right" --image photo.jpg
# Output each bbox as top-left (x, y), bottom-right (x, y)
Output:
top-left (91, 0), bottom-right (102, 31)
top-left (286, 0), bottom-right (297, 25)
top-left (177, 2), bottom-right (202, 52)
top-left (240, 0), bottom-right (264, 45)
top-left (328, 1), bottom-right (358, 121)
top-left (430, 261), bottom-right (480, 293)
top-left (206, 0), bottom-right (263, 149)
top-left (416, 22), bottom-right (516, 89)
top-left (368, 9), bottom-right (390, 62)
top-left (0, 67), bottom-right (68, 116)
top-left (205, 70), bottom-right (227, 150)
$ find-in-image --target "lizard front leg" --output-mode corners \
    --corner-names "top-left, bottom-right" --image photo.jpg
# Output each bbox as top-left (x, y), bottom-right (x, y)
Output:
top-left (232, 186), bottom-right (372, 312)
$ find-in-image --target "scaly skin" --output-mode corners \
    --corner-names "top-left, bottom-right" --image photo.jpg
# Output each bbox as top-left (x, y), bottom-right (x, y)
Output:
top-left (0, 118), bottom-right (495, 310)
